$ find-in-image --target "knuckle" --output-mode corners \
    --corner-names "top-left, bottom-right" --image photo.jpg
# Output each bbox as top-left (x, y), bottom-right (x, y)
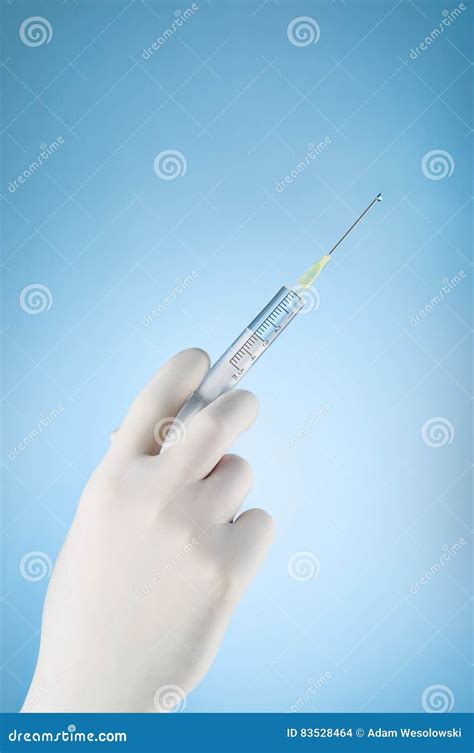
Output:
top-left (231, 454), bottom-right (253, 486)
top-left (174, 347), bottom-right (210, 365)
top-left (232, 389), bottom-right (259, 413)
top-left (197, 409), bottom-right (220, 435)
top-left (249, 508), bottom-right (276, 537)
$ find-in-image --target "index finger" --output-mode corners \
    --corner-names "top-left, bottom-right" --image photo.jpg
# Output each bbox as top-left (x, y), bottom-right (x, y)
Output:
top-left (161, 390), bottom-right (258, 482)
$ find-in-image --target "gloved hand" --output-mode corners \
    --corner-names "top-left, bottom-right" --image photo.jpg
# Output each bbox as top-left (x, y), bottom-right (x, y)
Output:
top-left (22, 348), bottom-right (274, 712)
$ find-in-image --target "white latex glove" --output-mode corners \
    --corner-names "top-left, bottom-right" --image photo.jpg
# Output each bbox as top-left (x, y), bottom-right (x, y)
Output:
top-left (22, 348), bottom-right (274, 713)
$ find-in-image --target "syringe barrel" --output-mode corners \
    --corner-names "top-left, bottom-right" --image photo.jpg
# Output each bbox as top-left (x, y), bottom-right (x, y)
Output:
top-left (194, 285), bottom-right (303, 402)
top-left (161, 286), bottom-right (303, 450)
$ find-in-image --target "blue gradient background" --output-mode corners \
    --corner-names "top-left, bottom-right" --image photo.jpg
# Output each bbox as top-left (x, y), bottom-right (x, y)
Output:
top-left (1, 0), bottom-right (472, 714)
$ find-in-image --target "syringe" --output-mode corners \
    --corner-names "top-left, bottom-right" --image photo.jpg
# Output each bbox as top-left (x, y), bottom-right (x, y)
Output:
top-left (163, 194), bottom-right (382, 445)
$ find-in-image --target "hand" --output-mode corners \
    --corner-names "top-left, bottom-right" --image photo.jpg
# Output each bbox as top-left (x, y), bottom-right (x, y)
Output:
top-left (22, 348), bottom-right (274, 712)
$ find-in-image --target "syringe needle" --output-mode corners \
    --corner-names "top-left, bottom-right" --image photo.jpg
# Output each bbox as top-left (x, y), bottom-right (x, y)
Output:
top-left (327, 193), bottom-right (382, 256)
top-left (297, 193), bottom-right (382, 288)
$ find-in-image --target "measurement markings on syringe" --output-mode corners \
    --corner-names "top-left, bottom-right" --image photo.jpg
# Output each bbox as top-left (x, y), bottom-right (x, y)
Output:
top-left (255, 291), bottom-right (302, 335)
top-left (229, 291), bottom-right (303, 376)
